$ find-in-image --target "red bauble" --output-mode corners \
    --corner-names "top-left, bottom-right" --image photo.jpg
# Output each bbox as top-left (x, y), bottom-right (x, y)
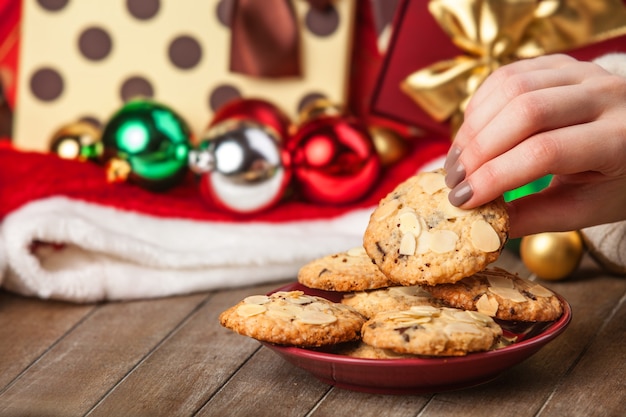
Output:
top-left (210, 98), bottom-right (293, 143)
top-left (288, 116), bottom-right (381, 205)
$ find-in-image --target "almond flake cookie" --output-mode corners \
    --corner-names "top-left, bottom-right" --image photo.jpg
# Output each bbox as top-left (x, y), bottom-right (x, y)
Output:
top-left (361, 305), bottom-right (502, 357)
top-left (425, 267), bottom-right (563, 322)
top-left (219, 291), bottom-right (365, 347)
top-left (297, 246), bottom-right (395, 292)
top-left (363, 170), bottom-right (509, 286)
top-left (341, 285), bottom-right (436, 319)
top-left (332, 341), bottom-right (420, 359)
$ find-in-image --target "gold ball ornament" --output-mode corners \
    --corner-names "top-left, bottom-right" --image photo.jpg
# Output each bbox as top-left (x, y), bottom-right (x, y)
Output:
top-left (368, 125), bottom-right (408, 166)
top-left (298, 97), bottom-right (343, 123)
top-left (49, 119), bottom-right (102, 161)
top-left (520, 231), bottom-right (585, 281)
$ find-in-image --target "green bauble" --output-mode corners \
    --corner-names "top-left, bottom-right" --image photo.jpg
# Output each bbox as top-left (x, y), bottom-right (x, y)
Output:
top-left (504, 175), bottom-right (553, 254)
top-left (504, 175), bottom-right (552, 202)
top-left (102, 99), bottom-right (192, 191)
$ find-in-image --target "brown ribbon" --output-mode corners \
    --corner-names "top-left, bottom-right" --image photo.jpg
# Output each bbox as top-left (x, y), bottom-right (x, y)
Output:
top-left (401, 0), bottom-right (626, 136)
top-left (230, 0), bottom-right (301, 78)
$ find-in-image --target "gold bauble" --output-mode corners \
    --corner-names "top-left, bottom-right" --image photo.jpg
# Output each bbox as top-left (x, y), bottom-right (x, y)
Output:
top-left (298, 98), bottom-right (342, 123)
top-left (49, 119), bottom-right (102, 160)
top-left (369, 125), bottom-right (408, 166)
top-left (520, 231), bottom-right (584, 281)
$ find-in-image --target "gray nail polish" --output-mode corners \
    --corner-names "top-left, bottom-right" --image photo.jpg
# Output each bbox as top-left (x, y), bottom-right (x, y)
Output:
top-left (445, 160), bottom-right (466, 188)
top-left (443, 146), bottom-right (461, 172)
top-left (449, 181), bottom-right (473, 207)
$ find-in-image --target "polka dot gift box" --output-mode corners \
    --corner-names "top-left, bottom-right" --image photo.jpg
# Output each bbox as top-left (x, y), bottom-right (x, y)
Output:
top-left (13, 0), bottom-right (356, 151)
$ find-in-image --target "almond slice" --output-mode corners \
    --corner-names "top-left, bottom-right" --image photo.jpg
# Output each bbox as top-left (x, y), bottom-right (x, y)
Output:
top-left (488, 286), bottom-right (527, 302)
top-left (374, 198), bottom-right (400, 221)
top-left (408, 305), bottom-right (440, 316)
top-left (466, 310), bottom-right (495, 324)
top-left (418, 172), bottom-right (447, 194)
top-left (287, 294), bottom-right (316, 304)
top-left (398, 211), bottom-right (422, 236)
top-left (297, 310), bottom-right (337, 325)
top-left (388, 285), bottom-right (430, 297)
top-left (444, 322), bottom-right (483, 336)
top-left (399, 233), bottom-right (417, 255)
top-left (236, 303), bottom-right (267, 317)
top-left (476, 294), bottom-right (499, 316)
top-left (265, 307), bottom-right (296, 319)
top-left (429, 230), bottom-right (459, 253)
top-left (415, 230), bottom-right (431, 254)
top-left (528, 283), bottom-right (555, 298)
top-left (487, 275), bottom-right (514, 289)
top-left (470, 219), bottom-right (501, 252)
top-left (244, 295), bottom-right (271, 305)
top-left (346, 246), bottom-right (366, 257)
top-left (438, 197), bottom-right (472, 219)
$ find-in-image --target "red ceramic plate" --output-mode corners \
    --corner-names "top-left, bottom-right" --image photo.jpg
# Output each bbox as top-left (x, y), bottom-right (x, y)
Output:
top-left (262, 282), bottom-right (572, 395)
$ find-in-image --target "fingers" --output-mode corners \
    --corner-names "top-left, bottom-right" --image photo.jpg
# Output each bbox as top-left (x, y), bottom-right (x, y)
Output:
top-left (459, 81), bottom-right (603, 171)
top-left (449, 119), bottom-right (624, 208)
top-left (447, 55), bottom-right (605, 160)
top-left (462, 54), bottom-right (577, 122)
top-left (507, 175), bottom-right (626, 237)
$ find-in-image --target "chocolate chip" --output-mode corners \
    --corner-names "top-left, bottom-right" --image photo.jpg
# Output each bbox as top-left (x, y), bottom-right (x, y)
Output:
top-left (318, 268), bottom-right (329, 277)
top-left (375, 242), bottom-right (386, 260)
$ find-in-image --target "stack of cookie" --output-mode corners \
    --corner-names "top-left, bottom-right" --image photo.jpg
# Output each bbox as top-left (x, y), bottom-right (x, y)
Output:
top-left (220, 170), bottom-right (564, 358)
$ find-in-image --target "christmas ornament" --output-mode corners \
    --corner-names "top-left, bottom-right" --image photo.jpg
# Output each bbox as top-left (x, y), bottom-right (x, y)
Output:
top-left (101, 99), bottom-right (192, 191)
top-left (298, 97), bottom-right (343, 123)
top-left (210, 98), bottom-right (293, 143)
top-left (49, 119), bottom-right (103, 162)
top-left (368, 125), bottom-right (408, 166)
top-left (189, 120), bottom-right (291, 214)
top-left (520, 231), bottom-right (584, 281)
top-left (504, 175), bottom-right (552, 202)
top-left (288, 115), bottom-right (381, 205)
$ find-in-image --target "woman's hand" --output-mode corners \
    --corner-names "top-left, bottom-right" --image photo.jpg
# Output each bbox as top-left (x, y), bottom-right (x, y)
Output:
top-left (443, 54), bottom-right (626, 238)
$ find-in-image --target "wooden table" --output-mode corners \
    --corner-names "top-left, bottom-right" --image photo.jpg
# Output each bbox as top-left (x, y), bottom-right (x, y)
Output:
top-left (0, 250), bottom-right (624, 417)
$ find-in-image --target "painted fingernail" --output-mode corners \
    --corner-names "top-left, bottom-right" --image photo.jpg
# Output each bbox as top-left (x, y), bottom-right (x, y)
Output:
top-left (449, 181), bottom-right (473, 207)
top-left (443, 145), bottom-right (461, 172)
top-left (445, 159), bottom-right (466, 188)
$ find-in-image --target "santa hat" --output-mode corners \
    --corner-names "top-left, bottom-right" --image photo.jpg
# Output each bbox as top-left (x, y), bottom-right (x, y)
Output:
top-left (0, 140), bottom-right (448, 302)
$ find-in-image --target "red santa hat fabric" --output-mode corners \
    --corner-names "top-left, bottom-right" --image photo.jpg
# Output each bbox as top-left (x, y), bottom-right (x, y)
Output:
top-left (0, 140), bottom-right (448, 302)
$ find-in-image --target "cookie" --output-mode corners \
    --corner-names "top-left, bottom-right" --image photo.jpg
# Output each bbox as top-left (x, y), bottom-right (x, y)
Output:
top-left (332, 341), bottom-right (420, 359)
top-left (219, 291), bottom-right (365, 347)
top-left (425, 267), bottom-right (563, 322)
top-left (361, 305), bottom-right (502, 356)
top-left (363, 170), bottom-right (509, 286)
top-left (297, 246), bottom-right (394, 292)
top-left (341, 285), bottom-right (435, 319)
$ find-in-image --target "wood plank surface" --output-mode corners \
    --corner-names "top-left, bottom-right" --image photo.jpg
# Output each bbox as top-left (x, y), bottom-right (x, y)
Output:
top-left (0, 253), bottom-right (624, 417)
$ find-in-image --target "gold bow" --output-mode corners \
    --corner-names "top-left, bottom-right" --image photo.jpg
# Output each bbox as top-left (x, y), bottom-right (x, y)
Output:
top-left (402, 0), bottom-right (626, 137)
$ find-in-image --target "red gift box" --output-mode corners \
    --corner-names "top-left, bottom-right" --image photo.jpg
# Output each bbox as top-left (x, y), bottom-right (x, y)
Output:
top-left (371, 0), bottom-right (626, 139)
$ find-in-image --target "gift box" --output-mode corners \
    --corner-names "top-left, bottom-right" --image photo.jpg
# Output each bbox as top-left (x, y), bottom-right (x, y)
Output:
top-left (371, 0), bottom-right (626, 139)
top-left (11, 0), bottom-right (356, 152)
